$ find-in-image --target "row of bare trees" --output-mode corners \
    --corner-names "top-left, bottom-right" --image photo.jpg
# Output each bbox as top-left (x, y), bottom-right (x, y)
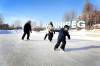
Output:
top-left (81, 0), bottom-right (100, 30)
top-left (0, 14), bottom-right (22, 30)
top-left (63, 0), bottom-right (100, 30)
top-left (0, 13), bottom-right (44, 31)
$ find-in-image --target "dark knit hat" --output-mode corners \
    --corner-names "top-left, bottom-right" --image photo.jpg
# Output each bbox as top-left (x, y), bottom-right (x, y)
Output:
top-left (64, 25), bottom-right (70, 29)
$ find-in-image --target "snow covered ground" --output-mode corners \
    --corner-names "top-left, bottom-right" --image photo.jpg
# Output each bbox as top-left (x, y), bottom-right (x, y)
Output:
top-left (0, 30), bottom-right (100, 66)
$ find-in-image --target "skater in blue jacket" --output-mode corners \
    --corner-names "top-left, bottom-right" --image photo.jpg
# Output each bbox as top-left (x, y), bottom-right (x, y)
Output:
top-left (54, 25), bottom-right (70, 51)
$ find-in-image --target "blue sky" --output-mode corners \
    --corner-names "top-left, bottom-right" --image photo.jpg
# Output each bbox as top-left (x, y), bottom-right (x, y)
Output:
top-left (0, 0), bottom-right (100, 25)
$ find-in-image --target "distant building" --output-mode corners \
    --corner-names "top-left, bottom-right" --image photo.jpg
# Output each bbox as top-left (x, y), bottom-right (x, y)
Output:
top-left (0, 24), bottom-right (9, 30)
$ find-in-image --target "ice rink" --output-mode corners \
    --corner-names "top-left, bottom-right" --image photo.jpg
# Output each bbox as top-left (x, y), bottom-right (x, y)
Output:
top-left (0, 30), bottom-right (100, 66)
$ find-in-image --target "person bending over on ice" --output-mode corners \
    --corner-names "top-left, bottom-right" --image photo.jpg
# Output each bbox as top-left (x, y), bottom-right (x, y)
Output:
top-left (22, 20), bottom-right (32, 40)
top-left (44, 21), bottom-right (55, 41)
top-left (54, 25), bottom-right (70, 51)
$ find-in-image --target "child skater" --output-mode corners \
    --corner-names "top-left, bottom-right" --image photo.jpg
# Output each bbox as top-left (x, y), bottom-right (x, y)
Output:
top-left (54, 25), bottom-right (70, 51)
top-left (44, 21), bottom-right (55, 41)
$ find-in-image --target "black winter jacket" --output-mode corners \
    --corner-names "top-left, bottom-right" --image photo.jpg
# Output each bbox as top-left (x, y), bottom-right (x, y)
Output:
top-left (24, 23), bottom-right (32, 33)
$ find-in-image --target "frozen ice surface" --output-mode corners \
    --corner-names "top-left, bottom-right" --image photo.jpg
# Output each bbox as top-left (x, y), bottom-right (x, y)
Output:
top-left (0, 30), bottom-right (100, 66)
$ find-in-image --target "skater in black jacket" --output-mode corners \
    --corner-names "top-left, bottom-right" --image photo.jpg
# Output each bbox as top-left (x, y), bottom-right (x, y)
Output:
top-left (22, 20), bottom-right (32, 40)
top-left (54, 25), bottom-right (70, 51)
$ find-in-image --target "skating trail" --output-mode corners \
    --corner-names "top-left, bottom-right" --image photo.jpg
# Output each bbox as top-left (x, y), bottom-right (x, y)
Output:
top-left (0, 31), bottom-right (100, 66)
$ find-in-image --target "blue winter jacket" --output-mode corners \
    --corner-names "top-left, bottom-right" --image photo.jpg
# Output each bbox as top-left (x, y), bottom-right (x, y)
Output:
top-left (58, 28), bottom-right (70, 41)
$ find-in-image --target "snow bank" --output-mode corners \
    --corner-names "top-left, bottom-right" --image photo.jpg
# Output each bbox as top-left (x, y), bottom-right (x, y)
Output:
top-left (0, 30), bottom-right (23, 34)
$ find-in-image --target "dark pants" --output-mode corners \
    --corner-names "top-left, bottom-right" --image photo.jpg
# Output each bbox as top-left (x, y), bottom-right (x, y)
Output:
top-left (44, 34), bottom-right (48, 40)
top-left (48, 32), bottom-right (53, 41)
top-left (44, 32), bottom-right (53, 41)
top-left (22, 32), bottom-right (30, 40)
top-left (54, 39), bottom-right (66, 50)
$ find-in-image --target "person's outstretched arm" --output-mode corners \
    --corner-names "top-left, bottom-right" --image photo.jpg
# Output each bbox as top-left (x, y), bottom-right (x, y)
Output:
top-left (54, 29), bottom-right (60, 32)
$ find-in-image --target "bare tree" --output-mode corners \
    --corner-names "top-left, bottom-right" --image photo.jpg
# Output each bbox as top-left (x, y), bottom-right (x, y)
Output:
top-left (14, 20), bottom-right (22, 29)
top-left (0, 14), bottom-right (4, 24)
top-left (31, 21), bottom-right (37, 28)
top-left (82, 0), bottom-right (95, 30)
top-left (63, 10), bottom-right (76, 28)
